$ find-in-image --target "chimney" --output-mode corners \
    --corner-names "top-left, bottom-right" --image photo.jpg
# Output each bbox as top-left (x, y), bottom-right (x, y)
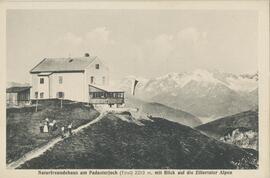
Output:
top-left (84, 53), bottom-right (90, 57)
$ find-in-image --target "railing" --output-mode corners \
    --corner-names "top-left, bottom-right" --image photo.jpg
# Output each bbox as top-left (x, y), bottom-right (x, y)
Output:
top-left (89, 98), bottom-right (124, 104)
top-left (6, 100), bottom-right (31, 107)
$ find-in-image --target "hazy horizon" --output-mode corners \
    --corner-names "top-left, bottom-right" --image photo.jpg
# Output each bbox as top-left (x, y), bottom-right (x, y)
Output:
top-left (7, 10), bottom-right (258, 84)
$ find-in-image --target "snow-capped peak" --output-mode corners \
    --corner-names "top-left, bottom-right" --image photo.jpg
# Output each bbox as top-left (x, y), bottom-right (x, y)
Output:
top-left (186, 69), bottom-right (223, 84)
top-left (226, 74), bottom-right (257, 92)
top-left (117, 69), bottom-right (258, 95)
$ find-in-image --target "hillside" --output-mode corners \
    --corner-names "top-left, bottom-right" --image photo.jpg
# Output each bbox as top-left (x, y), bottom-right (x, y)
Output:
top-left (20, 112), bottom-right (258, 169)
top-left (119, 69), bottom-right (258, 120)
top-left (125, 96), bottom-right (202, 127)
top-left (196, 109), bottom-right (258, 150)
top-left (6, 99), bottom-right (99, 163)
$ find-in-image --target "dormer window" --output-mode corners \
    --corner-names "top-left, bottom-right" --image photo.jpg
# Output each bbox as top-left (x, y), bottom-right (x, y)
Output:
top-left (95, 64), bottom-right (99, 69)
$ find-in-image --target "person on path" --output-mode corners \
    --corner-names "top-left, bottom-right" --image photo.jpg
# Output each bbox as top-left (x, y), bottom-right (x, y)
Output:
top-left (39, 121), bottom-right (43, 133)
top-left (43, 122), bottom-right (49, 133)
top-left (52, 120), bottom-right (57, 131)
top-left (67, 123), bottom-right (73, 136)
top-left (61, 126), bottom-right (65, 138)
top-left (45, 118), bottom-right (49, 124)
top-left (49, 121), bottom-right (54, 132)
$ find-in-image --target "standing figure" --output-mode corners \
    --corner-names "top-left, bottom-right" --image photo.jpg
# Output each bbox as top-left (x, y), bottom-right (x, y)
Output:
top-left (52, 120), bottom-right (57, 131)
top-left (49, 122), bottom-right (54, 132)
top-left (39, 121), bottom-right (43, 133)
top-left (67, 123), bottom-right (73, 136)
top-left (61, 126), bottom-right (66, 138)
top-left (45, 118), bottom-right (49, 123)
top-left (45, 118), bottom-right (50, 125)
top-left (43, 122), bottom-right (49, 133)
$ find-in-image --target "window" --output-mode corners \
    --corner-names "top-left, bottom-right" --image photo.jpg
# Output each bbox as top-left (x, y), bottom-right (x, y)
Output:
top-left (40, 78), bottom-right (44, 84)
top-left (59, 76), bottom-right (63, 84)
top-left (40, 92), bottom-right (44, 99)
top-left (119, 93), bottom-right (124, 98)
top-left (102, 76), bottom-right (106, 85)
top-left (57, 92), bottom-right (64, 98)
top-left (90, 76), bottom-right (94, 84)
top-left (35, 92), bottom-right (38, 99)
top-left (95, 64), bottom-right (99, 69)
top-left (92, 92), bottom-right (107, 99)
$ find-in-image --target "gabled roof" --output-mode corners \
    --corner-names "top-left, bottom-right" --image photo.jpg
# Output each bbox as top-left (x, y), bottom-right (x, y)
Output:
top-left (6, 86), bottom-right (31, 93)
top-left (30, 56), bottom-right (97, 73)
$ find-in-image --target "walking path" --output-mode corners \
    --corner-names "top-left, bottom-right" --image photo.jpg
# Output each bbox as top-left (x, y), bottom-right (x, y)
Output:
top-left (7, 111), bottom-right (107, 169)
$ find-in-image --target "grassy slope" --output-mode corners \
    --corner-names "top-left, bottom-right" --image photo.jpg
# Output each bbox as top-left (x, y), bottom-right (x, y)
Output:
top-left (6, 100), bottom-right (99, 163)
top-left (195, 109), bottom-right (258, 139)
top-left (125, 96), bottom-right (202, 127)
top-left (20, 113), bottom-right (257, 169)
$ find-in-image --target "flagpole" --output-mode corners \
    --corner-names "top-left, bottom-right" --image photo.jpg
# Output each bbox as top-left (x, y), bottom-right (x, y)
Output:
top-left (60, 98), bottom-right (63, 109)
top-left (132, 79), bottom-right (139, 96)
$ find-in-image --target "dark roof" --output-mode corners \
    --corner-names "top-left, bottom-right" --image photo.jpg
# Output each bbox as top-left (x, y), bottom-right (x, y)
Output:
top-left (6, 86), bottom-right (31, 93)
top-left (89, 84), bottom-right (124, 93)
top-left (30, 56), bottom-right (97, 73)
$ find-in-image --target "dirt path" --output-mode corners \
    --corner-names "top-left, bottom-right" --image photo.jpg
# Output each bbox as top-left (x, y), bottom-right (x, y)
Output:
top-left (7, 111), bottom-right (107, 169)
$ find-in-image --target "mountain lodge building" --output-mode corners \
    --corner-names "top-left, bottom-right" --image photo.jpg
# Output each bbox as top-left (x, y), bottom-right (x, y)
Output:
top-left (29, 53), bottom-right (124, 106)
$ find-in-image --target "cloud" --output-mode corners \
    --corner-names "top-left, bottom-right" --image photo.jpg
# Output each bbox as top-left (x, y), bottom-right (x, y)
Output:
top-left (63, 32), bottom-right (83, 46)
top-left (176, 27), bottom-right (207, 45)
top-left (143, 34), bottom-right (174, 59)
top-left (130, 27), bottom-right (208, 76)
top-left (53, 27), bottom-right (114, 56)
top-left (51, 27), bottom-right (208, 77)
top-left (85, 27), bottom-right (115, 46)
top-left (142, 27), bottom-right (207, 57)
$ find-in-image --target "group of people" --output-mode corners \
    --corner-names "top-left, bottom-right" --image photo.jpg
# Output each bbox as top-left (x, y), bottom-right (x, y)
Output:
top-left (39, 118), bottom-right (73, 139)
top-left (39, 118), bottom-right (57, 133)
top-left (61, 123), bottom-right (73, 138)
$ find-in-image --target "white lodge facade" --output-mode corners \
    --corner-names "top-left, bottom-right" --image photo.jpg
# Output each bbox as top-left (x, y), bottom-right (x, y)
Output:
top-left (30, 53), bottom-right (124, 104)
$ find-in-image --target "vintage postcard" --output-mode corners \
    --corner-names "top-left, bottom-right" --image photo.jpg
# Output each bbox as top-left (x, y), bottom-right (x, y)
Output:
top-left (0, 0), bottom-right (269, 178)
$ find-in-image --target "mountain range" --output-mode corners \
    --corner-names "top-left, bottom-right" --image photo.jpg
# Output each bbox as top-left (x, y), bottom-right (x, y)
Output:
top-left (118, 69), bottom-right (258, 122)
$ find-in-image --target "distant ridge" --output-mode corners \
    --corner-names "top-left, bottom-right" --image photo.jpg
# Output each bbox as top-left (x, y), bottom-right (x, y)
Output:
top-left (196, 109), bottom-right (258, 150)
top-left (125, 96), bottom-right (202, 127)
top-left (119, 69), bottom-right (258, 121)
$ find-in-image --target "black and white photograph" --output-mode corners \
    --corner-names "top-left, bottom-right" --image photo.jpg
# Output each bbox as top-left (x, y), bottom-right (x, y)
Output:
top-left (1, 0), bottom-right (269, 177)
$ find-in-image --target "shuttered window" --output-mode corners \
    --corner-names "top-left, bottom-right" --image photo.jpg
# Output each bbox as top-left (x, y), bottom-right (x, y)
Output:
top-left (40, 78), bottom-right (44, 84)
top-left (57, 92), bottom-right (64, 98)
top-left (35, 92), bottom-right (38, 98)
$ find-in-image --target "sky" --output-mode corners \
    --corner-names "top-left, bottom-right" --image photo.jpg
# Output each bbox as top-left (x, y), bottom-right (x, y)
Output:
top-left (7, 9), bottom-right (258, 83)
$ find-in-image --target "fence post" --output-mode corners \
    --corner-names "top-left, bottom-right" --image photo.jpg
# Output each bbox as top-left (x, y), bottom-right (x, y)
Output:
top-left (35, 99), bottom-right (38, 112)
